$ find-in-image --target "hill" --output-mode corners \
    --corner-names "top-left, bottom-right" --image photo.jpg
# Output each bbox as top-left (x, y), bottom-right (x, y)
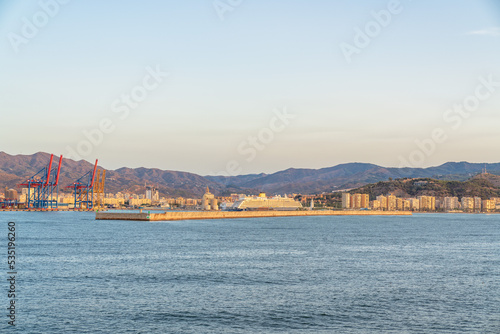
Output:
top-left (1, 151), bottom-right (500, 197)
top-left (348, 175), bottom-right (500, 200)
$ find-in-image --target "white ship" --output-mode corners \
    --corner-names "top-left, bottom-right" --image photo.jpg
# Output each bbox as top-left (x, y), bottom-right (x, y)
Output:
top-left (231, 193), bottom-right (302, 211)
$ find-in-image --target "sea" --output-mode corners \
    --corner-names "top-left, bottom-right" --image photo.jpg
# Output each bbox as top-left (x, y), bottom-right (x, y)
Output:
top-left (1, 212), bottom-right (499, 333)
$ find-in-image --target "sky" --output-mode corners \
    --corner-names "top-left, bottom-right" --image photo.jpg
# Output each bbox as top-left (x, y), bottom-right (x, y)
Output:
top-left (0, 0), bottom-right (499, 175)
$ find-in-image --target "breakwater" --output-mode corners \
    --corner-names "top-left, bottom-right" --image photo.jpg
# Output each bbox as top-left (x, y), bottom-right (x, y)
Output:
top-left (95, 210), bottom-right (412, 221)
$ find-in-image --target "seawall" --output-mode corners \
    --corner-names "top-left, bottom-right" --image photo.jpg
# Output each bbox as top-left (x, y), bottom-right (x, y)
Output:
top-left (95, 210), bottom-right (412, 221)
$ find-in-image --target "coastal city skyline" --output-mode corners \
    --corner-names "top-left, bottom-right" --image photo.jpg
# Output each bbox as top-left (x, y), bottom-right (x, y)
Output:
top-left (1, 1), bottom-right (500, 175)
top-left (2, 2), bottom-right (499, 333)
top-left (3, 150), bottom-right (500, 213)
top-left (5, 173), bottom-right (500, 214)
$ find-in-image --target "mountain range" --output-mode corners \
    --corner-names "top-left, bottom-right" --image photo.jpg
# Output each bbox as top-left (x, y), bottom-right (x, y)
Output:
top-left (1, 151), bottom-right (499, 197)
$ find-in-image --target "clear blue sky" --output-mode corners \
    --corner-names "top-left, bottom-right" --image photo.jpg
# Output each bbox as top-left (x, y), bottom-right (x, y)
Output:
top-left (1, 0), bottom-right (499, 175)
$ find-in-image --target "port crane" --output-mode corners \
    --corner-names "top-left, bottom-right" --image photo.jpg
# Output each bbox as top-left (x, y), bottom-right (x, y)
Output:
top-left (19, 154), bottom-right (63, 210)
top-left (67, 159), bottom-right (98, 210)
top-left (93, 169), bottom-right (106, 210)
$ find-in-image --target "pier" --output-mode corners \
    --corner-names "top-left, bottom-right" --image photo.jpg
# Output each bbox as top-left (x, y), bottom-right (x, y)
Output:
top-left (95, 210), bottom-right (412, 221)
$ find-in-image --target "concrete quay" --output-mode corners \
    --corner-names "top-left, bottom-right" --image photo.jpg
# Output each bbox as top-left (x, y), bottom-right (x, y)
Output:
top-left (95, 210), bottom-right (412, 221)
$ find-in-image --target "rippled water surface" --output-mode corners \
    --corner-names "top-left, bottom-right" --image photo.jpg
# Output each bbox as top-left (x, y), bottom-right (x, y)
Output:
top-left (1, 212), bottom-right (499, 333)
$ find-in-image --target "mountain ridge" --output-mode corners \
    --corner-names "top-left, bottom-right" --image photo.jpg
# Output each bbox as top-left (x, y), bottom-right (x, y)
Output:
top-left (1, 151), bottom-right (499, 197)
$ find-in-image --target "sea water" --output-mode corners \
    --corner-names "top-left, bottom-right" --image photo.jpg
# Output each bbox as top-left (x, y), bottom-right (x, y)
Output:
top-left (1, 212), bottom-right (498, 333)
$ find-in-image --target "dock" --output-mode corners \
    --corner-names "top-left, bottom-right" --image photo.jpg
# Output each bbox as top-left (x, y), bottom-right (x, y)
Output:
top-left (95, 210), bottom-right (412, 221)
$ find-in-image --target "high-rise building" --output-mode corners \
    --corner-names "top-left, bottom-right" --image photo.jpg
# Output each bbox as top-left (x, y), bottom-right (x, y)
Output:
top-left (342, 193), bottom-right (351, 209)
top-left (490, 197), bottom-right (500, 205)
top-left (376, 195), bottom-right (387, 210)
top-left (145, 186), bottom-right (160, 202)
top-left (461, 197), bottom-right (474, 212)
top-left (396, 198), bottom-right (404, 211)
top-left (482, 200), bottom-right (495, 212)
top-left (387, 195), bottom-right (396, 211)
top-left (474, 197), bottom-right (482, 212)
top-left (349, 193), bottom-right (369, 209)
top-left (409, 198), bottom-right (420, 211)
top-left (418, 196), bottom-right (436, 211)
top-left (444, 197), bottom-right (459, 211)
top-left (360, 194), bottom-right (369, 208)
top-left (371, 200), bottom-right (381, 210)
top-left (352, 194), bottom-right (362, 208)
top-left (4, 187), bottom-right (18, 201)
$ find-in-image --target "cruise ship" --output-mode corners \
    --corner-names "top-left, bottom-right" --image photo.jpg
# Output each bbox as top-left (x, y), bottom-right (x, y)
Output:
top-left (230, 193), bottom-right (302, 211)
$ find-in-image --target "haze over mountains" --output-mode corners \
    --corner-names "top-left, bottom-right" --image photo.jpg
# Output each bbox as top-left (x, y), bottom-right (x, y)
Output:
top-left (1, 152), bottom-right (499, 197)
